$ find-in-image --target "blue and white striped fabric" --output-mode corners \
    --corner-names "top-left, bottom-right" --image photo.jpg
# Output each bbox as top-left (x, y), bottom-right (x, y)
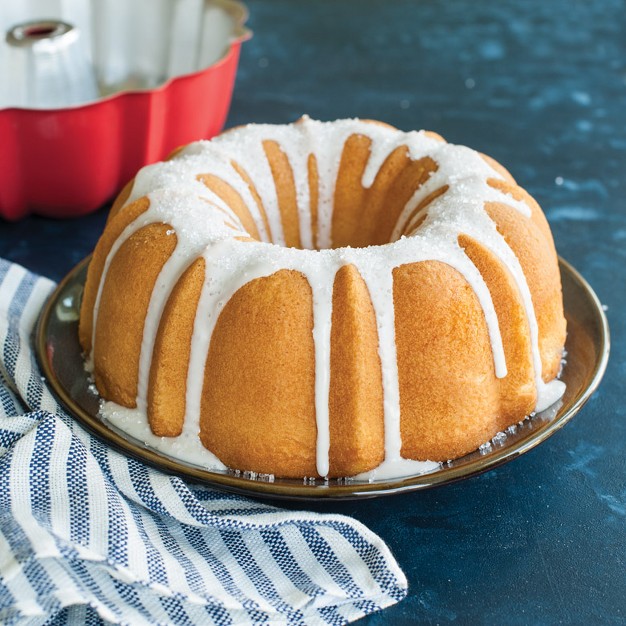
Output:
top-left (0, 258), bottom-right (407, 625)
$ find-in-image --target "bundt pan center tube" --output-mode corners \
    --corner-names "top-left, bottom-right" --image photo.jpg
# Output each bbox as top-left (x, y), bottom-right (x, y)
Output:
top-left (79, 117), bottom-right (567, 480)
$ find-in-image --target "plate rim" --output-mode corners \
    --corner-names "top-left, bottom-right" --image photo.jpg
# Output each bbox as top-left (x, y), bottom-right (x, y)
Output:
top-left (36, 256), bottom-right (610, 500)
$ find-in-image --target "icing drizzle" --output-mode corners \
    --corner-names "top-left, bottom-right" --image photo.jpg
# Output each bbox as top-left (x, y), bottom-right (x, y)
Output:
top-left (94, 117), bottom-right (565, 480)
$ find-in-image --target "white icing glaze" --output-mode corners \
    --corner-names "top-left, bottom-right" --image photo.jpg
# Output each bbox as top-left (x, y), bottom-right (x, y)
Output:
top-left (92, 117), bottom-right (566, 480)
top-left (102, 402), bottom-right (227, 470)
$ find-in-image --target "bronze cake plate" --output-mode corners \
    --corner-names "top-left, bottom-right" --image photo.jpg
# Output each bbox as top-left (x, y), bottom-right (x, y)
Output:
top-left (36, 257), bottom-right (610, 500)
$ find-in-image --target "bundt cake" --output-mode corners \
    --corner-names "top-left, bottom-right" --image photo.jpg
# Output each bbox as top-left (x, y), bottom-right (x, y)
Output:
top-left (79, 117), bottom-right (567, 480)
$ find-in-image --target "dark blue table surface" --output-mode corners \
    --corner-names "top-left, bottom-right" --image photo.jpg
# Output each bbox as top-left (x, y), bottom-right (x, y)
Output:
top-left (2, 1), bottom-right (625, 623)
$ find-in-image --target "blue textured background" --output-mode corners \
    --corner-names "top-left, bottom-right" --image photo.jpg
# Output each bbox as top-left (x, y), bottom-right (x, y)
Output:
top-left (1, 0), bottom-right (624, 622)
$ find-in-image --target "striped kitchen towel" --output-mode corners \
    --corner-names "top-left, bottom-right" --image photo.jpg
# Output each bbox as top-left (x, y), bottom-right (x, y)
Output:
top-left (0, 258), bottom-right (407, 626)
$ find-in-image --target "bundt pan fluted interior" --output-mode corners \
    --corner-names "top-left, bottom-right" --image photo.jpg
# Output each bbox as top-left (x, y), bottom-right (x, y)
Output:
top-left (0, 0), bottom-right (251, 220)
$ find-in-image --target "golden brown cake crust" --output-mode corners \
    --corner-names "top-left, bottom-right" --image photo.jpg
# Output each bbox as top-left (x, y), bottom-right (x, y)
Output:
top-left (394, 260), bottom-right (501, 461)
top-left (93, 222), bottom-right (176, 407)
top-left (199, 269), bottom-right (318, 477)
top-left (148, 257), bottom-right (206, 437)
top-left (329, 264), bottom-right (385, 476)
top-left (82, 118), bottom-right (566, 479)
top-left (332, 133), bottom-right (439, 248)
top-left (79, 197), bottom-right (151, 353)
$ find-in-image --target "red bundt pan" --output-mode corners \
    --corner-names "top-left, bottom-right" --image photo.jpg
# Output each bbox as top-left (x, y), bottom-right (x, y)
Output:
top-left (0, 0), bottom-right (250, 221)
